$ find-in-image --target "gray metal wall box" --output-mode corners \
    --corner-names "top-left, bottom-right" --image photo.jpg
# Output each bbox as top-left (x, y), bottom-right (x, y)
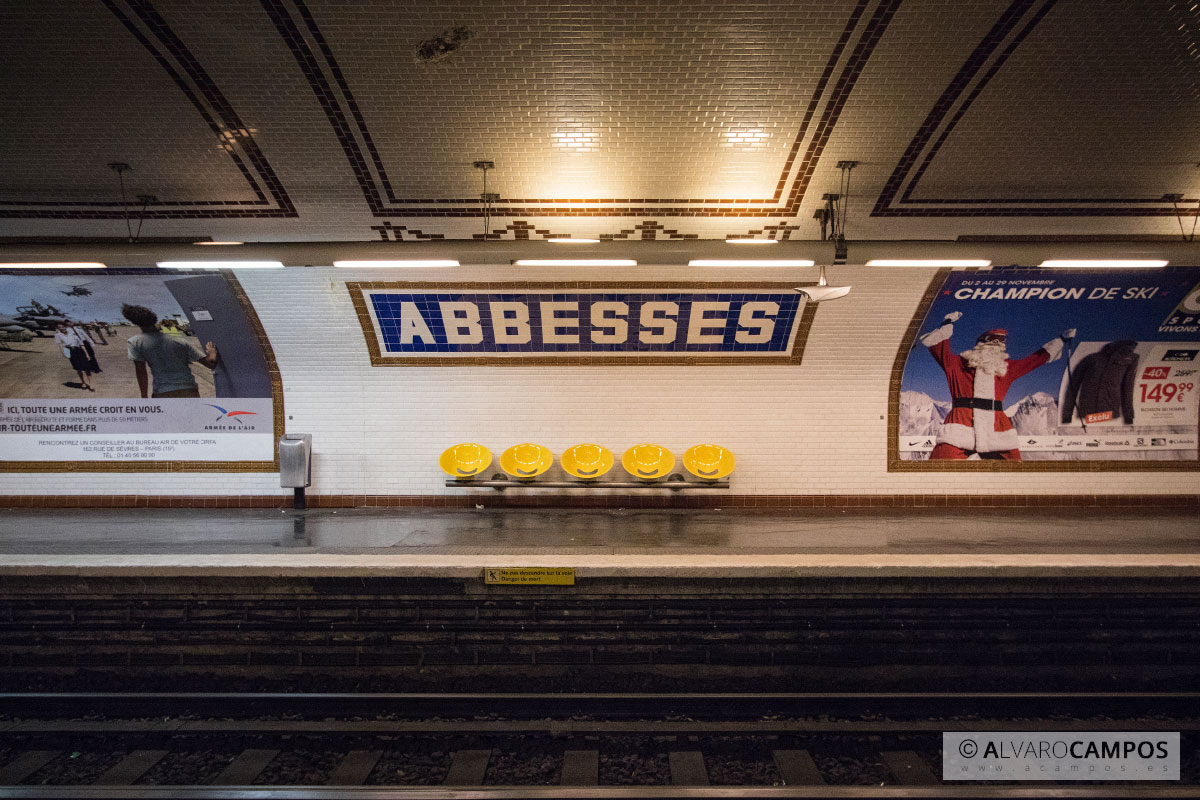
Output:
top-left (279, 434), bottom-right (312, 488)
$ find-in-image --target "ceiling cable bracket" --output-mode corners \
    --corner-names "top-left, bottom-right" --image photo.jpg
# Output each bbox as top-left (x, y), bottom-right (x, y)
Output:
top-left (131, 195), bottom-right (157, 243)
top-left (1163, 192), bottom-right (1197, 242)
top-left (474, 161), bottom-right (497, 238)
top-left (819, 160), bottom-right (859, 256)
top-left (107, 163), bottom-right (135, 242)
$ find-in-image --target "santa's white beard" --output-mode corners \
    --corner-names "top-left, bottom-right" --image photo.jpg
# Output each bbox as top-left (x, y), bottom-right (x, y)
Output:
top-left (961, 342), bottom-right (1009, 376)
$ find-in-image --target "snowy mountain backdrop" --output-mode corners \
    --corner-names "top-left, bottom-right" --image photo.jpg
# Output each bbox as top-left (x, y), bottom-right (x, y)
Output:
top-left (898, 389), bottom-right (1191, 460)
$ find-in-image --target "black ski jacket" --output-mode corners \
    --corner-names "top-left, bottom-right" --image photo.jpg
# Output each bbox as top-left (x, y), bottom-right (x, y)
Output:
top-left (1061, 340), bottom-right (1139, 425)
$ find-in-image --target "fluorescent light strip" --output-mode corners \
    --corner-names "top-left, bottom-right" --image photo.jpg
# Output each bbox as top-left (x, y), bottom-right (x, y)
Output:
top-left (689, 259), bottom-right (815, 267)
top-left (193, 241), bottom-right (245, 246)
top-left (333, 260), bottom-right (459, 268)
top-left (157, 261), bottom-right (284, 270)
top-left (0, 262), bottom-right (106, 269)
top-left (866, 259), bottom-right (991, 268)
top-left (513, 259), bottom-right (636, 267)
top-left (725, 239), bottom-right (778, 245)
top-left (545, 238), bottom-right (600, 243)
top-left (1039, 260), bottom-right (1168, 268)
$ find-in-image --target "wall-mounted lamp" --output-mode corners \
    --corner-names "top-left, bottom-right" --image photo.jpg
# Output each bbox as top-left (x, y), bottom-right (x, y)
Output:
top-left (333, 260), bottom-right (459, 268)
top-left (545, 238), bottom-right (600, 244)
top-left (512, 259), bottom-right (637, 267)
top-left (689, 260), bottom-right (814, 267)
top-left (865, 259), bottom-right (991, 268)
top-left (795, 265), bottom-right (851, 302)
top-left (1039, 260), bottom-right (1169, 268)
top-left (157, 261), bottom-right (284, 270)
top-left (0, 262), bottom-right (106, 269)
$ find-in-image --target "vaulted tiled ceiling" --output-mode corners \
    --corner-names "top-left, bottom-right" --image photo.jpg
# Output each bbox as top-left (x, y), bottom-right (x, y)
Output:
top-left (1, 0), bottom-right (1196, 242)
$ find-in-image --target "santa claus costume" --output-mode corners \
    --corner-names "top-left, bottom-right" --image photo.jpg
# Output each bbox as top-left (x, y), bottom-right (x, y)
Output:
top-left (921, 316), bottom-right (1066, 460)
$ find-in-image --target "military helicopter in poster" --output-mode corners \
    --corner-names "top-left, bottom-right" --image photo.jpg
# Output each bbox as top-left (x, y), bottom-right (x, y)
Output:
top-left (0, 312), bottom-right (34, 337)
top-left (59, 283), bottom-right (93, 297)
top-left (13, 299), bottom-right (68, 335)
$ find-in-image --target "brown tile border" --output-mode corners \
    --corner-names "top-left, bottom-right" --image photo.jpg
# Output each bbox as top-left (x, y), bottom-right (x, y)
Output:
top-left (1, 493), bottom-right (1196, 509)
top-left (372, 220), bottom-right (808, 244)
top-left (0, 272), bottom-right (284, 473)
top-left (873, 0), bottom-right (1199, 218)
top-left (263, 0), bottom-right (900, 217)
top-left (4, 0), bottom-right (295, 219)
top-left (887, 267), bottom-right (953, 471)
top-left (347, 281), bottom-right (818, 367)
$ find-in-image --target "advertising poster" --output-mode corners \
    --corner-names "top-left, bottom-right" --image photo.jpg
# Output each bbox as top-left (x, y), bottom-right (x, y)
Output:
top-left (895, 267), bottom-right (1200, 465)
top-left (0, 270), bottom-right (278, 469)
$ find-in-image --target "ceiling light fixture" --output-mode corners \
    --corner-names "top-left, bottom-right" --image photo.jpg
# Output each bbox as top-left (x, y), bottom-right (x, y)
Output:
top-left (795, 265), bottom-right (851, 302)
top-left (0, 262), bottom-right (106, 269)
top-left (725, 239), bottom-right (778, 245)
top-left (866, 259), bottom-right (991, 268)
top-left (545, 238), bottom-right (601, 244)
top-left (689, 259), bottom-right (815, 267)
top-left (512, 259), bottom-right (636, 267)
top-left (333, 260), bottom-right (459, 268)
top-left (1039, 260), bottom-right (1169, 268)
top-left (157, 261), bottom-right (284, 270)
top-left (194, 241), bottom-right (245, 246)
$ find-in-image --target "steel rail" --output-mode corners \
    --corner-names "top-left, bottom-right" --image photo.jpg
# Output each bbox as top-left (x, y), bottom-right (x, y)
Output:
top-left (2, 693), bottom-right (1197, 720)
top-left (1, 694), bottom-right (1197, 798)
top-left (3, 785), bottom-right (1200, 798)
top-left (2, 718), bottom-right (1198, 736)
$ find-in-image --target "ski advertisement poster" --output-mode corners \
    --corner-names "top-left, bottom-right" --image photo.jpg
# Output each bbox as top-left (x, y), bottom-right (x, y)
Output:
top-left (0, 270), bottom-right (278, 470)
top-left (895, 267), bottom-right (1200, 466)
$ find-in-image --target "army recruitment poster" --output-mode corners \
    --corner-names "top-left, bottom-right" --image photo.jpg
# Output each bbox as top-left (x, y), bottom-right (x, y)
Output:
top-left (896, 267), bottom-right (1200, 466)
top-left (0, 270), bottom-right (277, 468)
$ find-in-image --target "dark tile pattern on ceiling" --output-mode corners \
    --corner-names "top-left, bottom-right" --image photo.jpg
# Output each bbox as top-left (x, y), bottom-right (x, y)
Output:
top-left (0, 0), bottom-right (295, 220)
top-left (263, 0), bottom-right (900, 217)
top-left (874, 0), bottom-right (1199, 218)
top-left (370, 220), bottom-right (805, 242)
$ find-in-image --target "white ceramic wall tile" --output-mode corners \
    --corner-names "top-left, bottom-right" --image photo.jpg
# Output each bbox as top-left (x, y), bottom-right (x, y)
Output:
top-left (11, 264), bottom-right (1194, 497)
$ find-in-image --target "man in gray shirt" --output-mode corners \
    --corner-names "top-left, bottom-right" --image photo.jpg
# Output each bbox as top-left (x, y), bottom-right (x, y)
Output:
top-left (122, 304), bottom-right (218, 398)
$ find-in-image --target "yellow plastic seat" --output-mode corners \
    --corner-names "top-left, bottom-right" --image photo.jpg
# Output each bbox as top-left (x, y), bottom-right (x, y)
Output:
top-left (499, 442), bottom-right (554, 479)
top-left (561, 443), bottom-right (615, 480)
top-left (439, 443), bottom-right (492, 478)
top-left (621, 444), bottom-right (675, 480)
top-left (683, 444), bottom-right (736, 480)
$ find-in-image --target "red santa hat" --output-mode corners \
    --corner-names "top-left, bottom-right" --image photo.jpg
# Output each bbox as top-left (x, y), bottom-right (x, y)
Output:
top-left (976, 328), bottom-right (1008, 343)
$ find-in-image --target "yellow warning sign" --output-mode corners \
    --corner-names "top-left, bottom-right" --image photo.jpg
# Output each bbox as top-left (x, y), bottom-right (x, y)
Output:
top-left (484, 567), bottom-right (576, 585)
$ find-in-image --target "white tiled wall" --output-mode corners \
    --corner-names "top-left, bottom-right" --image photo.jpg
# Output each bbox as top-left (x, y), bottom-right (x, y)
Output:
top-left (2, 264), bottom-right (1196, 498)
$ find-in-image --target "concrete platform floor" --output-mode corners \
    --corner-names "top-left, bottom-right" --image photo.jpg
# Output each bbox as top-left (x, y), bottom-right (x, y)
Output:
top-left (0, 506), bottom-right (1196, 577)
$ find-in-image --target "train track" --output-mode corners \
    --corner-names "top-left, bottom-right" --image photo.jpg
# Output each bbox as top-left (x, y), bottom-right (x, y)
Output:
top-left (2, 791), bottom-right (1200, 800)
top-left (3, 692), bottom-right (1198, 719)
top-left (0, 693), bottom-right (1195, 798)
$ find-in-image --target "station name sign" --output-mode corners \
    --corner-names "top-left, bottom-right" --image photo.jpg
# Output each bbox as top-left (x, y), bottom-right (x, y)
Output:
top-left (349, 282), bottom-right (816, 366)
